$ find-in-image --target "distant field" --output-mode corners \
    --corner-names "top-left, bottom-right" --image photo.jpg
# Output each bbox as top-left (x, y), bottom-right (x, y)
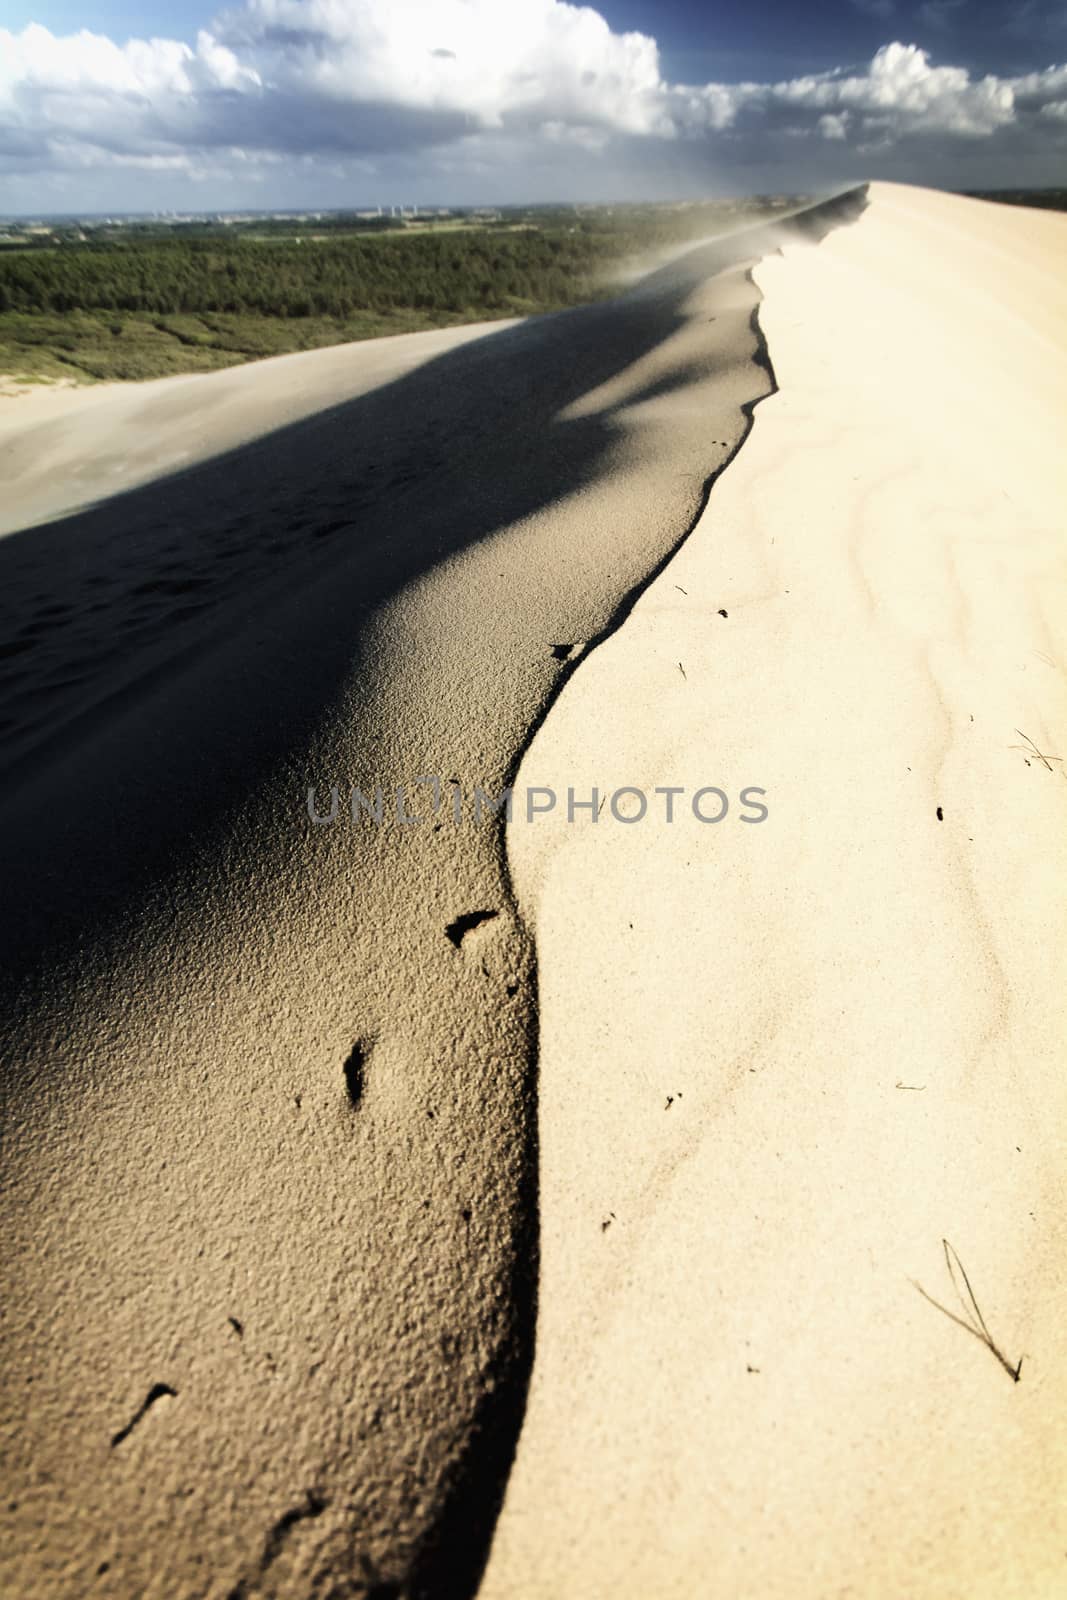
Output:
top-left (0, 199), bottom-right (800, 384)
top-left (0, 305), bottom-right (516, 384)
top-left (963, 188), bottom-right (1067, 212)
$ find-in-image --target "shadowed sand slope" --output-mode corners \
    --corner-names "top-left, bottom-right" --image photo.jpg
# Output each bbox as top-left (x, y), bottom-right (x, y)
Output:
top-left (0, 195), bottom-right (863, 1598)
top-left (480, 183), bottom-right (1067, 1598)
top-left (0, 320), bottom-right (522, 540)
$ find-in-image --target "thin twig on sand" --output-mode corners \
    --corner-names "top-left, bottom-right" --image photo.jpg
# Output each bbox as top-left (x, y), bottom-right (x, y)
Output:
top-left (912, 1239), bottom-right (1022, 1383)
top-left (1009, 730), bottom-right (1061, 773)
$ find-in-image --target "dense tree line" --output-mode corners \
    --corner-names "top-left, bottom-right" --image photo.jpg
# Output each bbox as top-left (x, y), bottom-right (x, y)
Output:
top-left (0, 202), bottom-right (805, 381)
top-left (0, 198), bottom-right (805, 320)
top-left (0, 231), bottom-right (628, 319)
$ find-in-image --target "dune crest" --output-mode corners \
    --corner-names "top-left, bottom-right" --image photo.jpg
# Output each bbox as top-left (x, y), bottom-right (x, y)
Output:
top-left (0, 201), bottom-right (860, 1596)
top-left (481, 182), bottom-right (1067, 1598)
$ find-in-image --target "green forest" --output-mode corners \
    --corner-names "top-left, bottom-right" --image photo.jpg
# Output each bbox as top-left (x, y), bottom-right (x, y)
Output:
top-left (0, 200), bottom-right (796, 383)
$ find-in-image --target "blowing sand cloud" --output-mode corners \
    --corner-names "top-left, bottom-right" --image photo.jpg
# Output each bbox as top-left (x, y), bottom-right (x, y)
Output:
top-left (1, 0), bottom-right (1065, 196)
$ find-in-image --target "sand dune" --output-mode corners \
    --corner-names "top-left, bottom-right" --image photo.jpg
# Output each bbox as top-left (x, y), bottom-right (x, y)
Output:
top-left (0, 196), bottom-right (860, 1597)
top-left (0, 320), bottom-right (521, 539)
top-left (481, 182), bottom-right (1067, 1598)
top-left (2, 181), bottom-right (1061, 1599)
top-left (0, 229), bottom-right (788, 541)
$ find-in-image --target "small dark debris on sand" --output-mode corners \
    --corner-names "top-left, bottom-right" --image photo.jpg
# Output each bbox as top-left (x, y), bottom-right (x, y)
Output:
top-left (445, 909), bottom-right (499, 949)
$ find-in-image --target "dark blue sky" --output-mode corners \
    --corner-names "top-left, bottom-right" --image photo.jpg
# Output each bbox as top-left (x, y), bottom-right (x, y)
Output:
top-left (598, 0), bottom-right (1067, 81)
top-left (10, 0), bottom-right (1067, 79)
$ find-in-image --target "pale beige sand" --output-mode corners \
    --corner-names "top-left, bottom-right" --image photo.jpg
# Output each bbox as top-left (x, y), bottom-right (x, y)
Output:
top-left (480, 182), bottom-right (1067, 1597)
top-left (0, 372), bottom-right (93, 408)
top-left (0, 321), bottom-right (520, 537)
top-left (0, 203), bottom-right (863, 1596)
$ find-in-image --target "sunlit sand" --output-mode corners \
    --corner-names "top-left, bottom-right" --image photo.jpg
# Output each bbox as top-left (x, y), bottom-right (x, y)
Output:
top-left (1, 184), bottom-right (1063, 1597)
top-left (483, 181), bottom-right (1067, 1599)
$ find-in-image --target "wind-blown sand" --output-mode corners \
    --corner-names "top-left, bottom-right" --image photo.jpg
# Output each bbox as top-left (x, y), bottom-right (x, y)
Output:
top-left (481, 182), bottom-right (1067, 1597)
top-left (0, 198), bottom-right (858, 1597)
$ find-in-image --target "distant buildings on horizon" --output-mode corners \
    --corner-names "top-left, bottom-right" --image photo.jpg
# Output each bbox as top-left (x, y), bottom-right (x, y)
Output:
top-left (0, 196), bottom-right (808, 230)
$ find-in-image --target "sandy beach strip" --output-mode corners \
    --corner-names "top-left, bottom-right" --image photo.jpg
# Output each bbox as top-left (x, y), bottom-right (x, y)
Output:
top-left (0, 194), bottom-right (861, 1597)
top-left (479, 182), bottom-right (1067, 1598)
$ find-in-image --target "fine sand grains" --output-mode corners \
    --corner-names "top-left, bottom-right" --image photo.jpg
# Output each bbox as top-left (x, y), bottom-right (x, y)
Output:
top-left (481, 184), bottom-right (1067, 1599)
top-left (1, 209), bottom-right (830, 1597)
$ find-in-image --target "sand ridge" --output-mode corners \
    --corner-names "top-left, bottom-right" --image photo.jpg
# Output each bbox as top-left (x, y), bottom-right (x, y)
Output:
top-left (480, 181), bottom-right (1067, 1599)
top-left (0, 195), bottom-right (863, 1597)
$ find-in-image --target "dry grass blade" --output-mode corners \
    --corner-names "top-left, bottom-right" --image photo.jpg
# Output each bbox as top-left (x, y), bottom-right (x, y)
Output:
top-left (911, 1239), bottom-right (1022, 1383)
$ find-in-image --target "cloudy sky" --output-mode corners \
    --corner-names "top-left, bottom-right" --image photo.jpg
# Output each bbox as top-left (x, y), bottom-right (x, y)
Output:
top-left (1, 0), bottom-right (1066, 214)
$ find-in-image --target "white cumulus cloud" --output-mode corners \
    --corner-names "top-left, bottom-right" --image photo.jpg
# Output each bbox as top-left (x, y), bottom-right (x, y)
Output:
top-left (0, 2), bottom-right (1065, 202)
top-left (817, 112), bottom-right (851, 141)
